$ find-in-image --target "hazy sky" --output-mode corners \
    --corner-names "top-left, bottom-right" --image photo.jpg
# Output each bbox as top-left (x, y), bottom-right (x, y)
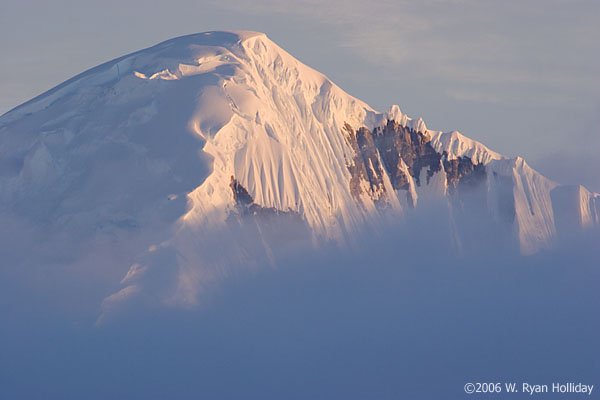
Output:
top-left (1, 0), bottom-right (599, 190)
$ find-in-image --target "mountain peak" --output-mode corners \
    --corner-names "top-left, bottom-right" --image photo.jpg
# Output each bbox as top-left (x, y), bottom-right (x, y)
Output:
top-left (1, 31), bottom-right (598, 279)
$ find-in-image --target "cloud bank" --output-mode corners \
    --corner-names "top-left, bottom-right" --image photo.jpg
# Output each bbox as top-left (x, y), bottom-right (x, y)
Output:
top-left (1, 205), bottom-right (598, 399)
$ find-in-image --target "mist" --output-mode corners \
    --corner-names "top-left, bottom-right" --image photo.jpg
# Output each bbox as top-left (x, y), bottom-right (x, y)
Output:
top-left (1, 204), bottom-right (598, 399)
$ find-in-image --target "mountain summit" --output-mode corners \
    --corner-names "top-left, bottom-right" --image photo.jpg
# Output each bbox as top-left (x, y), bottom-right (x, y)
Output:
top-left (1, 31), bottom-right (598, 307)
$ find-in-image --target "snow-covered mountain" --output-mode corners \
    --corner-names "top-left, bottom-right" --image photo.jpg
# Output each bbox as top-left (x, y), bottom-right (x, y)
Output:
top-left (1, 31), bottom-right (598, 309)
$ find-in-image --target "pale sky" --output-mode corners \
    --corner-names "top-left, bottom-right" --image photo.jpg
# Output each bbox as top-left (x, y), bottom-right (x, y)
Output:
top-left (1, 0), bottom-right (599, 191)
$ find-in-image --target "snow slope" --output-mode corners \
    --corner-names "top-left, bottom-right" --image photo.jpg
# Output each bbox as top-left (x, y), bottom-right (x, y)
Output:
top-left (1, 31), bottom-right (598, 309)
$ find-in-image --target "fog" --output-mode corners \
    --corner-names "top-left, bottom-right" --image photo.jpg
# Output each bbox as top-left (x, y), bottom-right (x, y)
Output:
top-left (1, 205), bottom-right (598, 399)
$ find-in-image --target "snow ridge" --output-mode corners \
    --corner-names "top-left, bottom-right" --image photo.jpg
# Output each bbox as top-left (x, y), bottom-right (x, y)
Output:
top-left (1, 30), bottom-right (598, 263)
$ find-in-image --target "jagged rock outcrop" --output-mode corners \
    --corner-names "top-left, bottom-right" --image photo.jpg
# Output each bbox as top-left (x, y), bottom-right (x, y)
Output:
top-left (443, 156), bottom-right (486, 190)
top-left (373, 120), bottom-right (442, 188)
top-left (343, 119), bottom-right (486, 207)
top-left (230, 176), bottom-right (298, 217)
top-left (344, 124), bottom-right (388, 203)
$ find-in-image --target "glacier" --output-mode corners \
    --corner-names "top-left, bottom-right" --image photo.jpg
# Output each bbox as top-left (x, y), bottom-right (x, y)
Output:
top-left (1, 31), bottom-right (599, 313)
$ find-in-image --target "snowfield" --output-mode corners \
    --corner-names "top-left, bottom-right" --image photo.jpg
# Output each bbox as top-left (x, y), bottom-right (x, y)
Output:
top-left (1, 31), bottom-right (598, 314)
